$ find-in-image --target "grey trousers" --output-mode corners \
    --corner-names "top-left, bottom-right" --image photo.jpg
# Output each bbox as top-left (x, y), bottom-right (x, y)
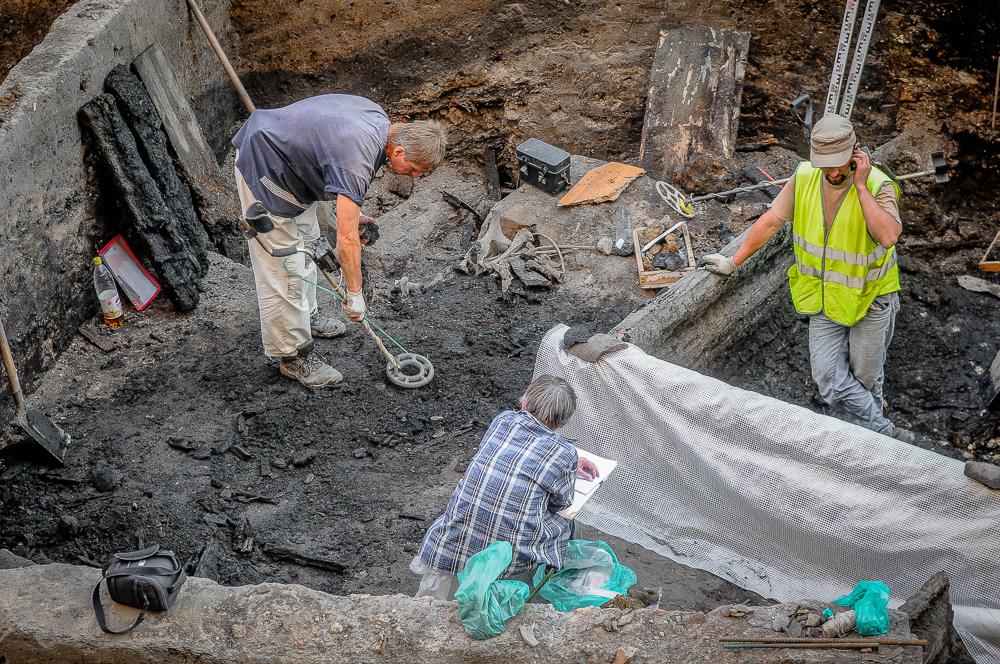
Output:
top-left (808, 292), bottom-right (900, 436)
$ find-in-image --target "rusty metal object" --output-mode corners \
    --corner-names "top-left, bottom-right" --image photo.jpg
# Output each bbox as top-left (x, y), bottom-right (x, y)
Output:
top-left (557, 162), bottom-right (645, 207)
top-left (719, 636), bottom-right (928, 647)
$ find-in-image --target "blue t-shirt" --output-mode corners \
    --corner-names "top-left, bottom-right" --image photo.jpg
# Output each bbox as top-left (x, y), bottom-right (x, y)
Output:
top-left (232, 94), bottom-right (389, 217)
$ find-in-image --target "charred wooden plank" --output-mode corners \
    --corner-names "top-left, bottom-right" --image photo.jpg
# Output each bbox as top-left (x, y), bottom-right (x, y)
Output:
top-left (79, 91), bottom-right (204, 312)
top-left (133, 45), bottom-right (246, 261)
top-left (265, 546), bottom-right (346, 574)
top-left (104, 64), bottom-right (210, 275)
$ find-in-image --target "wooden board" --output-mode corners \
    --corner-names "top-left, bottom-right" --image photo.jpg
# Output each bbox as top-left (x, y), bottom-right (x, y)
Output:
top-left (558, 162), bottom-right (645, 207)
top-left (638, 24), bottom-right (750, 181)
top-left (134, 43), bottom-right (220, 189)
top-left (133, 43), bottom-right (247, 261)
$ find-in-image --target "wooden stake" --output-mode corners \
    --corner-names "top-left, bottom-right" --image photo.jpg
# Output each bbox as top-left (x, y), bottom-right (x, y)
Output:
top-left (993, 55), bottom-right (999, 130)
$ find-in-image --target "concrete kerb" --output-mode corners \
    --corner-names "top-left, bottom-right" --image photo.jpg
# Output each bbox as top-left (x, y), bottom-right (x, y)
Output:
top-left (0, 563), bottom-right (921, 664)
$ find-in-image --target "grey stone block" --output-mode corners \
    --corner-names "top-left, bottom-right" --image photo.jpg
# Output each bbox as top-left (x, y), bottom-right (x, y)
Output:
top-left (965, 461), bottom-right (1000, 490)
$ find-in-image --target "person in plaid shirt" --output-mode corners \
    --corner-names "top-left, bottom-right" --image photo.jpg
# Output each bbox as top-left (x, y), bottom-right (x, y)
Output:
top-left (410, 374), bottom-right (599, 600)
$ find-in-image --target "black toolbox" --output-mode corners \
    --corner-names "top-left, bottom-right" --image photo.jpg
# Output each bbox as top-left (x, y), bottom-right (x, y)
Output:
top-left (516, 138), bottom-right (571, 195)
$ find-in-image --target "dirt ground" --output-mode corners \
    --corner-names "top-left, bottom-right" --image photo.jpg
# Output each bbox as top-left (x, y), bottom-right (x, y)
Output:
top-left (1, 0), bottom-right (997, 619)
top-left (0, 0), bottom-right (74, 85)
top-left (0, 237), bottom-right (762, 610)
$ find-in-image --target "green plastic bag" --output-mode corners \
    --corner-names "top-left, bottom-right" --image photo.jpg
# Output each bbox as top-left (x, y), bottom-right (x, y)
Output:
top-left (454, 541), bottom-right (530, 640)
top-left (832, 580), bottom-right (891, 636)
top-left (532, 540), bottom-right (637, 612)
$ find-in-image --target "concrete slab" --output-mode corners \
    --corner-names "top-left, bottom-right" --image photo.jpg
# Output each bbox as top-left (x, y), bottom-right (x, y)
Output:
top-left (0, 562), bottom-right (921, 664)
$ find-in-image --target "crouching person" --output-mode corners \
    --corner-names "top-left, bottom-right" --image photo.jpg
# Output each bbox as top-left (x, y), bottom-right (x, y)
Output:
top-left (410, 375), bottom-right (599, 600)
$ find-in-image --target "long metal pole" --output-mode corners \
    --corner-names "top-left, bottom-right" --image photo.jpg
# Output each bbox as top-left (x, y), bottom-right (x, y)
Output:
top-left (185, 0), bottom-right (256, 113)
top-left (720, 636), bottom-right (928, 647)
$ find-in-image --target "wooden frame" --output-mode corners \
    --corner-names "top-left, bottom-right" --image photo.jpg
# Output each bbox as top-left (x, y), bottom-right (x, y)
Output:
top-left (633, 222), bottom-right (697, 289)
top-left (980, 224), bottom-right (1000, 273)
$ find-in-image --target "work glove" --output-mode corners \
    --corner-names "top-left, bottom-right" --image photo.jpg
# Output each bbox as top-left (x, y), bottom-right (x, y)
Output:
top-left (698, 253), bottom-right (736, 276)
top-left (344, 288), bottom-right (366, 322)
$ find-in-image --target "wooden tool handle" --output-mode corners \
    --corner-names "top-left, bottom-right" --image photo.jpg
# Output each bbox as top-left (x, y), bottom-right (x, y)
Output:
top-left (185, 0), bottom-right (256, 114)
top-left (0, 317), bottom-right (26, 411)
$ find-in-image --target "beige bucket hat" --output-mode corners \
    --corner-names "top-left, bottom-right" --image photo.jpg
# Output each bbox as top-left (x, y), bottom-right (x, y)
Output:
top-left (810, 114), bottom-right (857, 167)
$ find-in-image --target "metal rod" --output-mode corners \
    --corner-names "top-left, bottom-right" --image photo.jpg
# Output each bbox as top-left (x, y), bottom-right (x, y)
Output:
top-left (720, 636), bottom-right (928, 647)
top-left (525, 567), bottom-right (556, 603)
top-left (690, 159), bottom-right (944, 205)
top-left (317, 269), bottom-right (399, 370)
top-left (725, 643), bottom-right (881, 651)
top-left (640, 219), bottom-right (689, 254)
top-left (690, 177), bottom-right (789, 203)
top-left (185, 0), bottom-right (256, 113)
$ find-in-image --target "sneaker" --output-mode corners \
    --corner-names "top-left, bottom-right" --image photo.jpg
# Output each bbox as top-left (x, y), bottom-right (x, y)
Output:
top-left (279, 354), bottom-right (343, 388)
top-left (310, 315), bottom-right (346, 339)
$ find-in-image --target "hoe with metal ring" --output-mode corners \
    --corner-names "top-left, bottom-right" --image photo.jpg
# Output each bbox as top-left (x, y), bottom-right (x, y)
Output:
top-left (242, 203), bottom-right (434, 389)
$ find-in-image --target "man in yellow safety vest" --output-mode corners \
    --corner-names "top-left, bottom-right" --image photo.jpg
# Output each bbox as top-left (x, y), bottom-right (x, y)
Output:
top-left (699, 114), bottom-right (916, 442)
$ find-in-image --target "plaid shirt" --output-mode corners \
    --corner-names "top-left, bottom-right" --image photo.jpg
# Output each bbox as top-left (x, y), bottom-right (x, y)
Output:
top-left (418, 410), bottom-right (578, 576)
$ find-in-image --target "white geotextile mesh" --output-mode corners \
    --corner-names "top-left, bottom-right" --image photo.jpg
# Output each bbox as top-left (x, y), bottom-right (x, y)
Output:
top-left (534, 325), bottom-right (1000, 664)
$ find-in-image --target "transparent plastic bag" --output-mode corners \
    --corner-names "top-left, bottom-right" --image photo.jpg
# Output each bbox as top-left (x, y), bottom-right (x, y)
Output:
top-left (454, 542), bottom-right (530, 639)
top-left (409, 556), bottom-right (457, 601)
top-left (533, 539), bottom-right (637, 612)
top-left (831, 580), bottom-right (891, 636)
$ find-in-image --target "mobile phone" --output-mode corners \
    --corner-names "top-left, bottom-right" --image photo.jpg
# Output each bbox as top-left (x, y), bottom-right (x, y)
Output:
top-left (849, 146), bottom-right (872, 171)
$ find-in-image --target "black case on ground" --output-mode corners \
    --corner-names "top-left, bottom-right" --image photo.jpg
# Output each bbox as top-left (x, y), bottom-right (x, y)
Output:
top-left (516, 138), bottom-right (571, 195)
top-left (92, 544), bottom-right (188, 634)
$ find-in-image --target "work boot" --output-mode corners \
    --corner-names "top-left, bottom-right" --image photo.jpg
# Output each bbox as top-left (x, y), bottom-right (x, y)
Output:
top-left (310, 314), bottom-right (346, 338)
top-left (279, 354), bottom-right (343, 388)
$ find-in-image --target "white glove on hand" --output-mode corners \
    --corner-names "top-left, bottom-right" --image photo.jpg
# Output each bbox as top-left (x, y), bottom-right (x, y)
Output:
top-left (344, 289), bottom-right (366, 321)
top-left (698, 253), bottom-right (737, 276)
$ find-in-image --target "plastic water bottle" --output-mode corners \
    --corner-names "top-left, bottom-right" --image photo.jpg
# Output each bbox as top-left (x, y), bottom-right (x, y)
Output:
top-left (92, 256), bottom-right (125, 329)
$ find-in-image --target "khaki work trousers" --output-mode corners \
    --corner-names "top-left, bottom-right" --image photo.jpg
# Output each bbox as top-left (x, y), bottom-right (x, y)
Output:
top-left (234, 166), bottom-right (320, 358)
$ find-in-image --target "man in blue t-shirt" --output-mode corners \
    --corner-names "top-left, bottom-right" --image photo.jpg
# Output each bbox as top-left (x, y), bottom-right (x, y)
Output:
top-left (232, 94), bottom-right (447, 388)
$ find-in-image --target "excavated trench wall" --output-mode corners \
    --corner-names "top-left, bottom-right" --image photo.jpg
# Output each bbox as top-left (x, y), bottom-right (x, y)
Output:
top-left (0, 0), bottom-right (239, 421)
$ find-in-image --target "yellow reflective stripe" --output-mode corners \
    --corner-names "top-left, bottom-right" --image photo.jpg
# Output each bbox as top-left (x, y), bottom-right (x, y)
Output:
top-left (792, 232), bottom-right (888, 266)
top-left (794, 251), bottom-right (898, 290)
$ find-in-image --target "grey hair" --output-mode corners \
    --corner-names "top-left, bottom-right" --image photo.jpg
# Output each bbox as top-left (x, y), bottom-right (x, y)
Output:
top-left (523, 375), bottom-right (577, 430)
top-left (390, 120), bottom-right (448, 169)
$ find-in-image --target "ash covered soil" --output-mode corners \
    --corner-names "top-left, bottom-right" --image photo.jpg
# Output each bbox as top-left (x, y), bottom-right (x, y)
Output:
top-left (2, 0), bottom-right (997, 613)
top-left (0, 206), bottom-right (762, 609)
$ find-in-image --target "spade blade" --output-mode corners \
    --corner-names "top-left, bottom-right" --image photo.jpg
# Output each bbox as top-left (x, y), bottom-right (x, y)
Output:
top-left (16, 408), bottom-right (70, 465)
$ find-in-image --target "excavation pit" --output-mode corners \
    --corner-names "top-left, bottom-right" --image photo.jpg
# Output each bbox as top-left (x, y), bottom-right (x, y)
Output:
top-left (1, 0), bottom-right (999, 662)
